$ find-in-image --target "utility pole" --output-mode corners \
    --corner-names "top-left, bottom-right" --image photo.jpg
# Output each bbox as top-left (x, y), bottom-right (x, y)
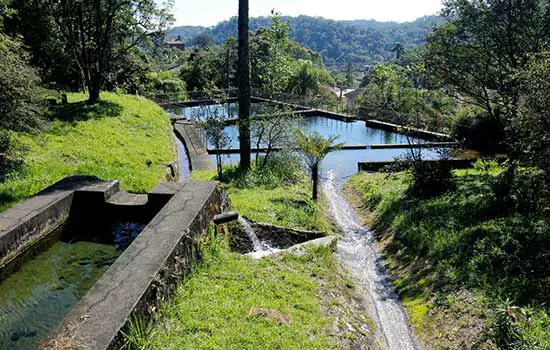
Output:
top-left (238, 0), bottom-right (251, 171)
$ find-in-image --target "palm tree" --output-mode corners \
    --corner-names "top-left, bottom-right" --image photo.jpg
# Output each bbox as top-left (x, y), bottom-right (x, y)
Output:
top-left (296, 131), bottom-right (343, 201)
top-left (289, 60), bottom-right (319, 97)
top-left (238, 0), bottom-right (251, 171)
top-left (392, 42), bottom-right (405, 60)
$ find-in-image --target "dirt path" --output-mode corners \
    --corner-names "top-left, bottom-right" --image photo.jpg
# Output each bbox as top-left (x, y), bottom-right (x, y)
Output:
top-left (323, 170), bottom-right (419, 350)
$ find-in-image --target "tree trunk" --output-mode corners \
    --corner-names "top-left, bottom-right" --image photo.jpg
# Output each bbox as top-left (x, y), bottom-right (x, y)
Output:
top-left (262, 145), bottom-right (272, 169)
top-left (238, 0), bottom-right (251, 171)
top-left (88, 72), bottom-right (102, 104)
top-left (312, 165), bottom-right (319, 201)
top-left (216, 154), bottom-right (223, 179)
top-left (88, 87), bottom-right (100, 104)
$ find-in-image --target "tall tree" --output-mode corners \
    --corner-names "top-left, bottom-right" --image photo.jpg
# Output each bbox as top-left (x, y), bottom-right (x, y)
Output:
top-left (251, 12), bottom-right (293, 94)
top-left (0, 35), bottom-right (44, 132)
top-left (358, 63), bottom-right (454, 131)
top-left (513, 52), bottom-right (550, 173)
top-left (392, 42), bottom-right (405, 59)
top-left (0, 34), bottom-right (45, 177)
top-left (238, 0), bottom-right (251, 170)
top-left (425, 0), bottom-right (549, 122)
top-left (43, 0), bottom-right (173, 103)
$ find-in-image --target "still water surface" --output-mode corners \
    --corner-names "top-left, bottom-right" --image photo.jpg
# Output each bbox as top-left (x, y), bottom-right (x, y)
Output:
top-left (170, 104), bottom-right (445, 182)
top-left (0, 223), bottom-right (144, 349)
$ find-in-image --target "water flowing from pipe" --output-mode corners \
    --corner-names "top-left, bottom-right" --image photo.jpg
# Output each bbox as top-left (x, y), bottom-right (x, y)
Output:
top-left (323, 170), bottom-right (419, 350)
top-left (238, 216), bottom-right (263, 252)
top-left (238, 217), bottom-right (281, 259)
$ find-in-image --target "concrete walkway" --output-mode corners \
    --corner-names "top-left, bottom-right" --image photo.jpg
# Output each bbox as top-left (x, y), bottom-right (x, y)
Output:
top-left (173, 121), bottom-right (214, 171)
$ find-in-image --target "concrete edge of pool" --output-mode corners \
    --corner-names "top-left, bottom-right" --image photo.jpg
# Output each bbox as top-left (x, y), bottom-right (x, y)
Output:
top-left (0, 177), bottom-right (223, 349)
top-left (0, 176), bottom-right (120, 269)
top-left (41, 179), bottom-right (223, 350)
top-left (173, 121), bottom-right (215, 171)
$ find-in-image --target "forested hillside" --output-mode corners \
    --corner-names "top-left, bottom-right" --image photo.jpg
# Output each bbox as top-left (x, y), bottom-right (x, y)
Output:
top-left (167, 15), bottom-right (444, 68)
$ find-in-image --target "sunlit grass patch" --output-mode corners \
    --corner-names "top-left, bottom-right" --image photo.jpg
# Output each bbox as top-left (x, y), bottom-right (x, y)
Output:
top-left (0, 92), bottom-right (175, 211)
top-left (192, 168), bottom-right (329, 232)
top-left (346, 168), bottom-right (550, 348)
top-left (140, 245), bottom-right (338, 350)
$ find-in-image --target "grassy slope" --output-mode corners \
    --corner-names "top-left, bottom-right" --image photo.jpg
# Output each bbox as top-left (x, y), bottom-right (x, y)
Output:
top-left (0, 92), bottom-right (174, 211)
top-left (128, 170), bottom-right (373, 349)
top-left (144, 244), bottom-right (338, 349)
top-left (345, 170), bottom-right (550, 349)
top-left (192, 169), bottom-right (329, 232)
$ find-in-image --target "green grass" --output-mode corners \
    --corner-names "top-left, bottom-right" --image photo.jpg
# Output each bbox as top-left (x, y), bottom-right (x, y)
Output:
top-left (192, 169), bottom-right (329, 232)
top-left (137, 239), bottom-right (340, 350)
top-left (0, 92), bottom-right (175, 211)
top-left (346, 168), bottom-right (550, 349)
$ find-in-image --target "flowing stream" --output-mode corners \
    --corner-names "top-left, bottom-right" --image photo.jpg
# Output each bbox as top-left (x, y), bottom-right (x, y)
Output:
top-left (323, 170), bottom-right (419, 350)
top-left (174, 133), bottom-right (190, 182)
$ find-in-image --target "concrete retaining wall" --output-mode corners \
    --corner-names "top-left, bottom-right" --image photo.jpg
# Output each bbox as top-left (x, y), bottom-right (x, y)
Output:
top-left (173, 121), bottom-right (214, 171)
top-left (251, 221), bottom-right (324, 249)
top-left (49, 180), bottom-right (223, 350)
top-left (364, 120), bottom-right (452, 141)
top-left (0, 176), bottom-right (119, 270)
top-left (1, 176), bottom-right (223, 349)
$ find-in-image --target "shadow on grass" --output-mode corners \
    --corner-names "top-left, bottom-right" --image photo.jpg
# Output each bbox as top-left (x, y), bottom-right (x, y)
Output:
top-left (49, 101), bottom-right (123, 124)
top-left (0, 190), bottom-right (18, 212)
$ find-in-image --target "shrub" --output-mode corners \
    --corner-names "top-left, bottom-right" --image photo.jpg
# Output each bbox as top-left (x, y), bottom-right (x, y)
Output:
top-left (407, 160), bottom-right (455, 198)
top-left (0, 34), bottom-right (44, 132)
top-left (453, 111), bottom-right (505, 153)
top-left (488, 301), bottom-right (550, 350)
top-left (0, 35), bottom-right (44, 180)
top-left (473, 159), bottom-right (502, 174)
top-left (146, 71), bottom-right (187, 101)
top-left (221, 151), bottom-right (303, 189)
top-left (0, 132), bottom-right (23, 181)
top-left (492, 166), bottom-right (550, 215)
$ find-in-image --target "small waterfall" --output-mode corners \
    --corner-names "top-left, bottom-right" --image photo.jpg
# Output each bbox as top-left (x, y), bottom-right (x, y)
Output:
top-left (237, 217), bottom-right (281, 258)
top-left (238, 216), bottom-right (264, 252)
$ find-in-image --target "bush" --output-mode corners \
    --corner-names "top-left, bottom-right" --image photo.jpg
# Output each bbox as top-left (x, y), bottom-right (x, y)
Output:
top-left (221, 151), bottom-right (302, 189)
top-left (453, 111), bottom-right (505, 153)
top-left (0, 34), bottom-right (44, 132)
top-left (0, 132), bottom-right (23, 181)
top-left (147, 71), bottom-right (187, 101)
top-left (407, 160), bottom-right (455, 197)
top-left (488, 301), bottom-right (550, 350)
top-left (492, 166), bottom-right (550, 215)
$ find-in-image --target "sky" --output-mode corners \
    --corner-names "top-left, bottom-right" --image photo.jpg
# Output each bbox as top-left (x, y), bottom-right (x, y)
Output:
top-left (173, 0), bottom-right (444, 27)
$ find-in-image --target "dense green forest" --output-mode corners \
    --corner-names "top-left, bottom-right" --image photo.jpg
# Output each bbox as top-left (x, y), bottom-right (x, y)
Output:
top-left (167, 15), bottom-right (444, 68)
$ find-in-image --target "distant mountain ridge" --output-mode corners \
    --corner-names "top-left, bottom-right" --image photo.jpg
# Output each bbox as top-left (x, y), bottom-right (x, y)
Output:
top-left (166, 15), bottom-right (444, 68)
